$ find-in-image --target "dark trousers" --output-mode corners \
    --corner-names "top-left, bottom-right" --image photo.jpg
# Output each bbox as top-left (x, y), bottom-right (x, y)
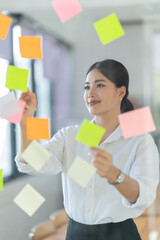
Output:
top-left (66, 217), bottom-right (142, 240)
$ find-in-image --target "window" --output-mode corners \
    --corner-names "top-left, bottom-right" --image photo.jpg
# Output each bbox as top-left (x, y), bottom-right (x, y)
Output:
top-left (0, 58), bottom-right (12, 179)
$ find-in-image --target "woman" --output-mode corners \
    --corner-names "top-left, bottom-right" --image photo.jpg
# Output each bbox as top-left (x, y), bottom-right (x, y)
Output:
top-left (15, 59), bottom-right (159, 240)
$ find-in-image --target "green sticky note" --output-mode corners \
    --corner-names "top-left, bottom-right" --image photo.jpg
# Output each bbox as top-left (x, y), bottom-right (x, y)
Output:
top-left (75, 119), bottom-right (105, 147)
top-left (0, 169), bottom-right (3, 190)
top-left (5, 65), bottom-right (29, 92)
top-left (93, 13), bottom-right (125, 45)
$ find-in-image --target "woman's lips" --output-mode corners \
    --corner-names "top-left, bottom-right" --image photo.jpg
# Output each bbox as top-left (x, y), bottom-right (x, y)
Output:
top-left (88, 101), bottom-right (101, 106)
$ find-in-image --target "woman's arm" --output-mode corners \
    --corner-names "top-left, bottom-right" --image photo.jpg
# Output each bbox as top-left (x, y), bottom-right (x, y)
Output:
top-left (19, 89), bottom-right (37, 163)
top-left (90, 147), bottom-right (139, 204)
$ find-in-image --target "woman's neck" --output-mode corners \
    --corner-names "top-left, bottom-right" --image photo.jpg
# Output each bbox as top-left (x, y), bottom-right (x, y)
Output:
top-left (94, 112), bottom-right (120, 141)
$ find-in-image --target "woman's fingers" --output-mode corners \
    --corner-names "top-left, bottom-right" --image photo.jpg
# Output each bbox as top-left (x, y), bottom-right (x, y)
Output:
top-left (89, 147), bottom-right (113, 178)
top-left (90, 147), bottom-right (111, 158)
top-left (20, 89), bottom-right (37, 107)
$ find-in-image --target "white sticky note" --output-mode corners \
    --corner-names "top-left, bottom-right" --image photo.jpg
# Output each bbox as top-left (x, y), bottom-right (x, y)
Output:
top-left (67, 156), bottom-right (96, 187)
top-left (0, 91), bottom-right (20, 118)
top-left (21, 140), bottom-right (51, 171)
top-left (13, 184), bottom-right (45, 216)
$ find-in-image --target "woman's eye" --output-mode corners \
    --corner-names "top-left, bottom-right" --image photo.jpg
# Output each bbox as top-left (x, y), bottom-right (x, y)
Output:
top-left (97, 84), bottom-right (105, 88)
top-left (84, 85), bottom-right (90, 90)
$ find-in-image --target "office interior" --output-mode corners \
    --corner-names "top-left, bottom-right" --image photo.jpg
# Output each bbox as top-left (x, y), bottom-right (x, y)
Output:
top-left (0, 0), bottom-right (160, 239)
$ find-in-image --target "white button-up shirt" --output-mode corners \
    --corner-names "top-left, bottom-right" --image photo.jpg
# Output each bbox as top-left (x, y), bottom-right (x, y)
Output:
top-left (15, 125), bottom-right (159, 224)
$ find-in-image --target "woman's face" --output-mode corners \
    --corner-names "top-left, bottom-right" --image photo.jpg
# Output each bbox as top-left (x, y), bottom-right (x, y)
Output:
top-left (84, 69), bottom-right (125, 116)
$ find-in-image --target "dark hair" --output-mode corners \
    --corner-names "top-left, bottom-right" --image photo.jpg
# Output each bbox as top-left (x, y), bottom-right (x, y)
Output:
top-left (87, 59), bottom-right (134, 113)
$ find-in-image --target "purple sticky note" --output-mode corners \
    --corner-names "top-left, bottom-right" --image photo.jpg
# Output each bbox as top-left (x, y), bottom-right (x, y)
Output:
top-left (118, 106), bottom-right (156, 139)
top-left (51, 0), bottom-right (82, 23)
top-left (6, 100), bottom-right (26, 124)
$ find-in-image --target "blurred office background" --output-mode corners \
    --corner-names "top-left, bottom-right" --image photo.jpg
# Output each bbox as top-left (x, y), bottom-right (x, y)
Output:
top-left (0, 0), bottom-right (160, 239)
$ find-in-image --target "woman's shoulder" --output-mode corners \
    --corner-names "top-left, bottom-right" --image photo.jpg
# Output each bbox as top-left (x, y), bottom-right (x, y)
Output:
top-left (132, 132), bottom-right (158, 154)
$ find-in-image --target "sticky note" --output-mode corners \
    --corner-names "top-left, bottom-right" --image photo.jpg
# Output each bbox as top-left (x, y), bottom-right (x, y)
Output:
top-left (21, 140), bottom-right (51, 171)
top-left (5, 65), bottom-right (29, 92)
top-left (6, 100), bottom-right (26, 124)
top-left (93, 13), bottom-right (125, 45)
top-left (0, 91), bottom-right (20, 118)
top-left (13, 184), bottom-right (45, 216)
top-left (68, 156), bottom-right (96, 187)
top-left (51, 0), bottom-right (82, 23)
top-left (0, 170), bottom-right (3, 190)
top-left (0, 14), bottom-right (12, 40)
top-left (75, 119), bottom-right (105, 147)
top-left (19, 36), bottom-right (43, 59)
top-left (26, 117), bottom-right (50, 140)
top-left (118, 106), bottom-right (156, 139)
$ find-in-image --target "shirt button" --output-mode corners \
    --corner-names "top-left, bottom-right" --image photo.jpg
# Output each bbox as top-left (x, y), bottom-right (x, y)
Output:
top-left (88, 209), bottom-right (91, 213)
top-left (89, 185), bottom-right (92, 188)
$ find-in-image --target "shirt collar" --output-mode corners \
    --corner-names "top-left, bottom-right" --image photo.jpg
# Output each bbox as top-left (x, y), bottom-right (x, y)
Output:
top-left (91, 118), bottom-right (123, 144)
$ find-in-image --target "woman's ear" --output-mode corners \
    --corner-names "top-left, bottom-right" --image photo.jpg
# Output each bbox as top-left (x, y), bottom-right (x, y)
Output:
top-left (119, 86), bottom-right (126, 98)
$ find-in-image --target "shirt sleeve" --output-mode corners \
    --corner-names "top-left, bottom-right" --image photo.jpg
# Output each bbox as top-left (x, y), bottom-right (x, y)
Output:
top-left (122, 134), bottom-right (160, 210)
top-left (15, 128), bottom-right (66, 175)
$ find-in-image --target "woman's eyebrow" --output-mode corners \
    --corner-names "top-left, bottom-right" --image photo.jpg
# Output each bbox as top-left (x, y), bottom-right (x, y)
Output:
top-left (84, 79), bottom-right (107, 85)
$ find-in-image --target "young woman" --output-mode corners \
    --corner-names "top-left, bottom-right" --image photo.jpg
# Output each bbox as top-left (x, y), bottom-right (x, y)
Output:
top-left (15, 59), bottom-right (159, 240)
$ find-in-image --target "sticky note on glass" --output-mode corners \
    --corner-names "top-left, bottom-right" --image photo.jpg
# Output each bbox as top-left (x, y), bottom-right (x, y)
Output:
top-left (0, 170), bottom-right (3, 191)
top-left (13, 184), bottom-right (45, 216)
top-left (75, 119), bottom-right (105, 147)
top-left (0, 14), bottom-right (12, 40)
top-left (118, 106), bottom-right (156, 139)
top-left (67, 156), bottom-right (96, 187)
top-left (0, 91), bottom-right (20, 118)
top-left (6, 100), bottom-right (26, 124)
top-left (21, 140), bottom-right (51, 171)
top-left (51, 0), bottom-right (82, 23)
top-left (19, 36), bottom-right (43, 59)
top-left (26, 117), bottom-right (50, 140)
top-left (5, 65), bottom-right (29, 92)
top-left (93, 13), bottom-right (125, 45)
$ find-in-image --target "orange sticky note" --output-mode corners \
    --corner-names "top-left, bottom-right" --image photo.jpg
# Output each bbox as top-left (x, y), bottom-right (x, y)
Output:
top-left (0, 14), bottom-right (12, 40)
top-left (118, 106), bottom-right (156, 139)
top-left (19, 36), bottom-right (43, 59)
top-left (26, 117), bottom-right (50, 140)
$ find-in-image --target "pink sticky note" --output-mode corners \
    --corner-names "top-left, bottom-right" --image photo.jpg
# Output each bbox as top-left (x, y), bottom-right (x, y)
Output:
top-left (51, 0), bottom-right (82, 23)
top-left (6, 100), bottom-right (26, 124)
top-left (118, 106), bottom-right (156, 139)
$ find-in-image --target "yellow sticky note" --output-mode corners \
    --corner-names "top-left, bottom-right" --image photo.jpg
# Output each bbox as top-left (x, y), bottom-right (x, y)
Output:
top-left (21, 140), bottom-right (51, 171)
top-left (13, 184), bottom-right (45, 216)
top-left (0, 170), bottom-right (3, 190)
top-left (5, 65), bottom-right (29, 92)
top-left (67, 156), bottom-right (96, 187)
top-left (93, 13), bottom-right (125, 45)
top-left (75, 119), bottom-right (105, 147)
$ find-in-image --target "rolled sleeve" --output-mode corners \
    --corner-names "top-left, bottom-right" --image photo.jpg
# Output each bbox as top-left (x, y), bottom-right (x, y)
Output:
top-left (14, 128), bottom-right (66, 175)
top-left (122, 134), bottom-right (159, 210)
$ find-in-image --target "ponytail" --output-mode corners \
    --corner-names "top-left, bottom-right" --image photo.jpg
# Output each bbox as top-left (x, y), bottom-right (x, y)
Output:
top-left (121, 98), bottom-right (134, 113)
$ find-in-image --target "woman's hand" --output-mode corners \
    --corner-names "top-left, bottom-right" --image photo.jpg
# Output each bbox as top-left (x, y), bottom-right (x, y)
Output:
top-left (90, 147), bottom-right (113, 179)
top-left (19, 88), bottom-right (37, 126)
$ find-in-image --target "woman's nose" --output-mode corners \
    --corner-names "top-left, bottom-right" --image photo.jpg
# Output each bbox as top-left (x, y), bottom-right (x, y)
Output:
top-left (88, 87), bottom-right (95, 97)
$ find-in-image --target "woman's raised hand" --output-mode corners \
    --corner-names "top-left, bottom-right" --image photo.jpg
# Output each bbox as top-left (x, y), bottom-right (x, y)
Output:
top-left (19, 88), bottom-right (37, 126)
top-left (89, 147), bottom-right (113, 179)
